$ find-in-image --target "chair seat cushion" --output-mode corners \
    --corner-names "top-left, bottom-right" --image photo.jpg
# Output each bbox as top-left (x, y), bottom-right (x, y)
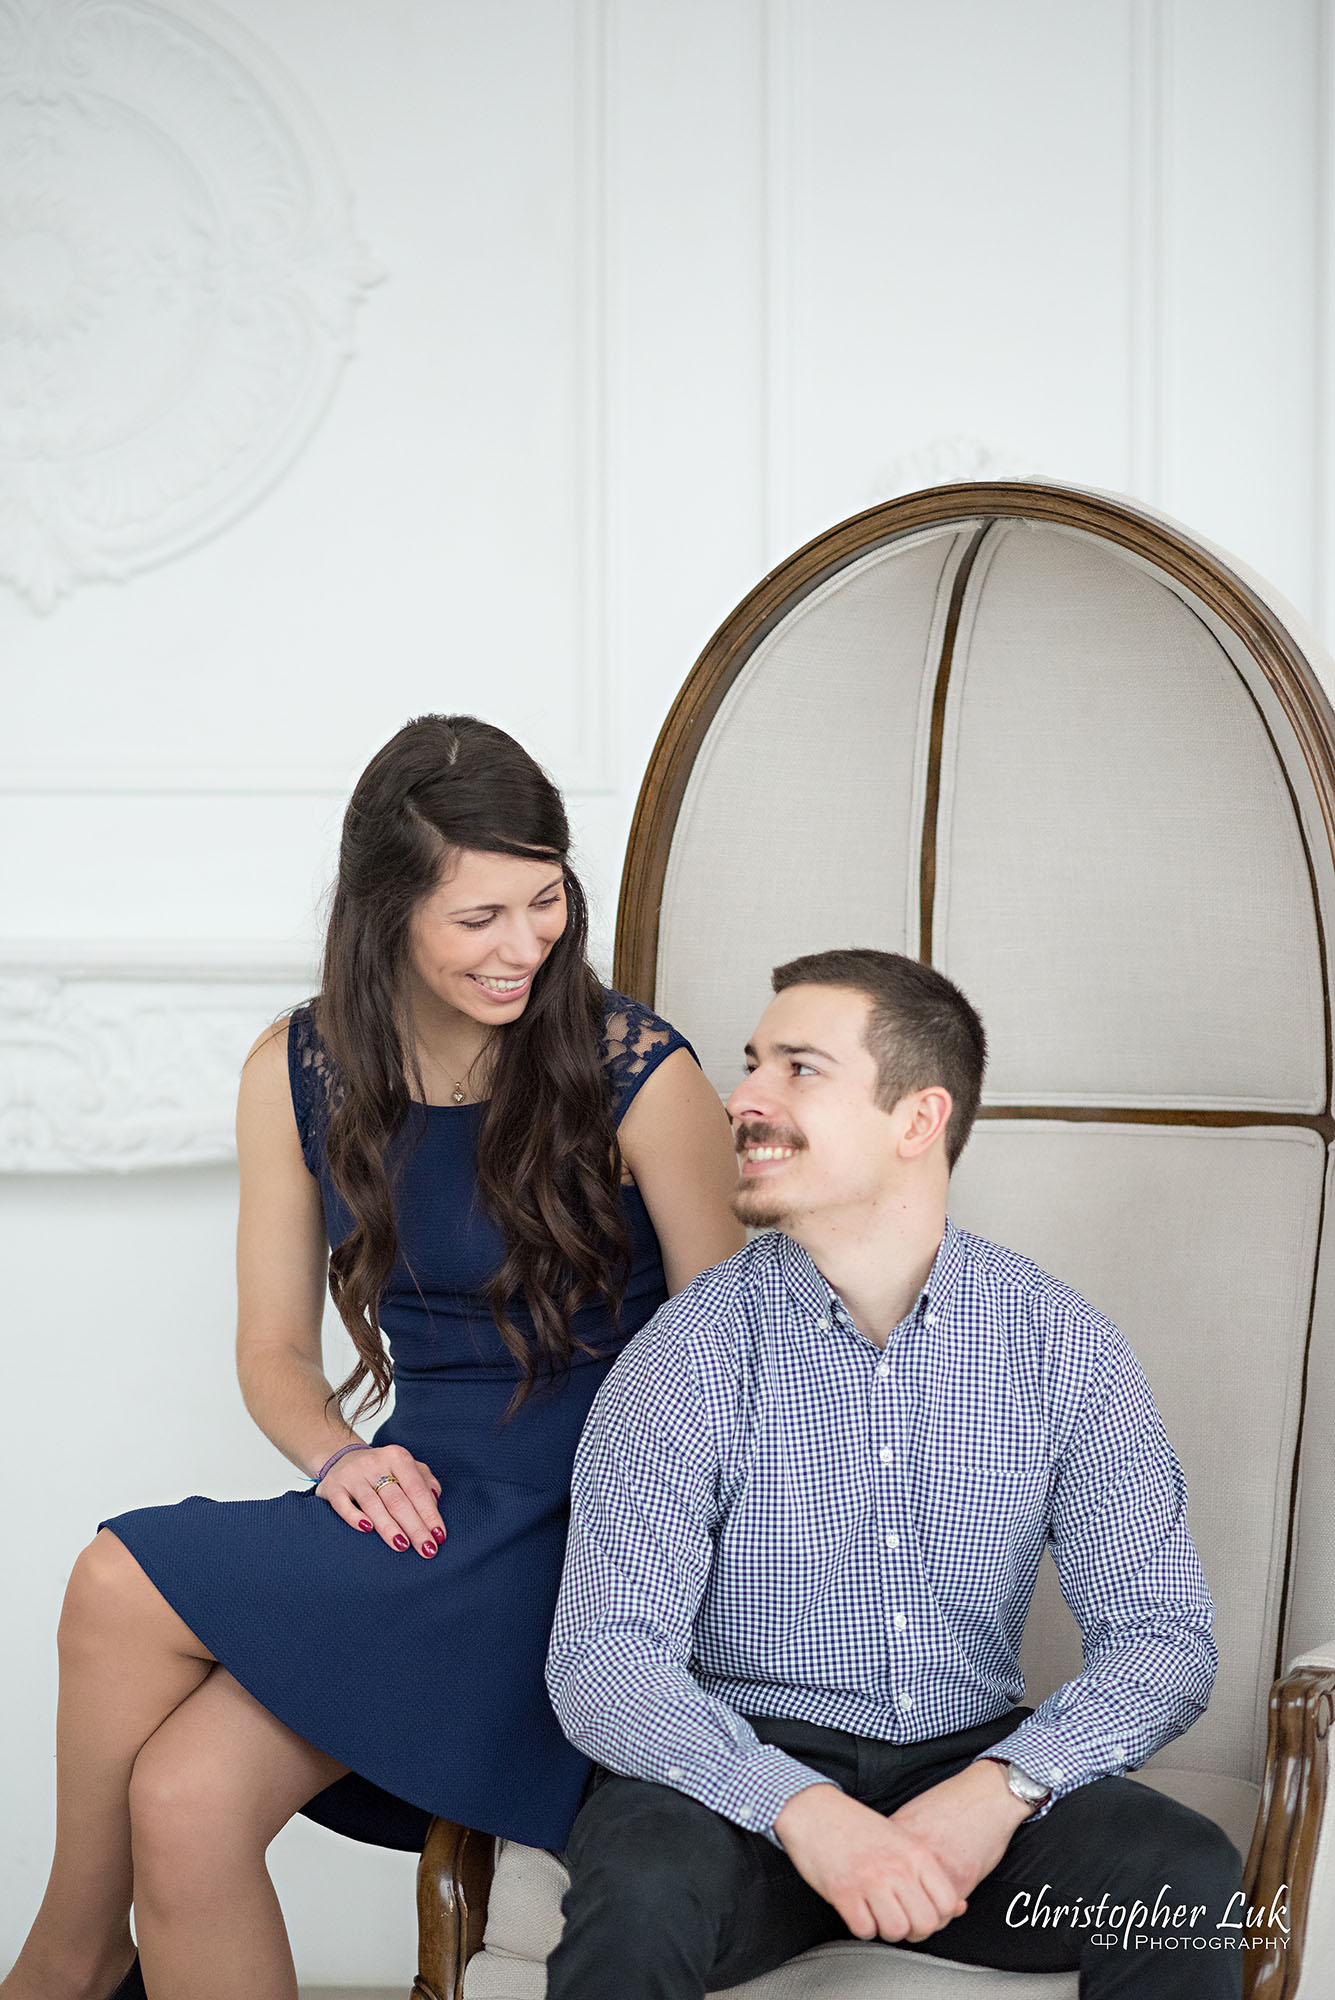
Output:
top-left (465, 1850), bottom-right (1079, 1998)
top-left (462, 1772), bottom-right (1260, 1999)
top-left (467, 1913), bottom-right (1075, 1999)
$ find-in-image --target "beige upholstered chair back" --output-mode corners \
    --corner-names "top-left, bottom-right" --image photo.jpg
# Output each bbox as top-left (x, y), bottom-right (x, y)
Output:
top-left (613, 483), bottom-right (1335, 1795)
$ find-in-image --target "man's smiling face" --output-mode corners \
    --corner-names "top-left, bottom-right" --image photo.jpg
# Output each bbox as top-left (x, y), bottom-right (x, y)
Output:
top-left (725, 983), bottom-right (907, 1230)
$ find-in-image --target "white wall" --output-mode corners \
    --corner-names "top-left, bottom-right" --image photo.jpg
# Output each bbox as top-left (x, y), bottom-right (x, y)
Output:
top-left (3, 0), bottom-right (1332, 1983)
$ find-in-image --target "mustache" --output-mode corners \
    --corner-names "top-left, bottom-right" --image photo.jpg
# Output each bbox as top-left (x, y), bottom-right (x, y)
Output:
top-left (733, 1120), bottom-right (807, 1155)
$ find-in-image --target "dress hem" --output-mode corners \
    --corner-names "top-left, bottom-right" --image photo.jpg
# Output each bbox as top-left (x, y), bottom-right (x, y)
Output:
top-left (98, 1518), bottom-right (586, 1852)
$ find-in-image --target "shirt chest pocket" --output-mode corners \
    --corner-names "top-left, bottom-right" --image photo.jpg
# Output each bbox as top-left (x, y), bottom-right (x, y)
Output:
top-left (910, 1427), bottom-right (1051, 1602)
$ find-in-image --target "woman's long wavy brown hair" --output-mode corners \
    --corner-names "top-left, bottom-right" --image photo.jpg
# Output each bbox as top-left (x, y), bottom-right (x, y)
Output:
top-left (315, 714), bottom-right (631, 1418)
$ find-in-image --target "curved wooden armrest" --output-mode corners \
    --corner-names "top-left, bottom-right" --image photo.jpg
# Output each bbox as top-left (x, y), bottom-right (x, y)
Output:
top-left (1243, 1659), bottom-right (1335, 1999)
top-left (412, 1816), bottom-right (497, 2000)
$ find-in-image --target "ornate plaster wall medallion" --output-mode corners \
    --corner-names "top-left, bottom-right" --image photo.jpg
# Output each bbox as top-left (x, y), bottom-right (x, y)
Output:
top-left (0, 0), bottom-right (381, 610)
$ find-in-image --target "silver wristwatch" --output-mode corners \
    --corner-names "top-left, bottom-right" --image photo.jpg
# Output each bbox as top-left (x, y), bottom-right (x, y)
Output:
top-left (984, 1757), bottom-right (1051, 1812)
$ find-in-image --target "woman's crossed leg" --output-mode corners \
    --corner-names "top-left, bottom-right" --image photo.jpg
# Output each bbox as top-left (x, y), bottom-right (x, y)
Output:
top-left (2, 1530), bottom-right (345, 2000)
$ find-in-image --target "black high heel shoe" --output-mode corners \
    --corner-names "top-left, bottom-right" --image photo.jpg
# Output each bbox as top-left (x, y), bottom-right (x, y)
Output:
top-left (105, 1956), bottom-right (146, 2000)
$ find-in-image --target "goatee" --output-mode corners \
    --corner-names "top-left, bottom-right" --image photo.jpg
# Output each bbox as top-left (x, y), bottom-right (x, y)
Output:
top-left (731, 1185), bottom-right (791, 1230)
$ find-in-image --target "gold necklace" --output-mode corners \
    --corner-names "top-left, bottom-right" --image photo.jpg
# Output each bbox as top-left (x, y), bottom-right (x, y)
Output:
top-left (435, 1036), bottom-right (492, 1106)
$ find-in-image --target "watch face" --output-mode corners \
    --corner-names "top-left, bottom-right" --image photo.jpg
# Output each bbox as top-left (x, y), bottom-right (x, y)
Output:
top-left (1007, 1763), bottom-right (1050, 1804)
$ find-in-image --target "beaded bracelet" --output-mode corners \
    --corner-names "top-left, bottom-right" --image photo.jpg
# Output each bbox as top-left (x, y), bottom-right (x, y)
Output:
top-left (315, 1440), bottom-right (371, 1484)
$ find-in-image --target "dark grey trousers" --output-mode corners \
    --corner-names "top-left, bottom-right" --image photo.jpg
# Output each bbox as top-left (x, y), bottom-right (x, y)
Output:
top-left (546, 1711), bottom-right (1248, 1998)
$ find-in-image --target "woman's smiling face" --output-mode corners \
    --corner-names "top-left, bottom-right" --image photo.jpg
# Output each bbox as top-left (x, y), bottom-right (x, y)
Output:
top-left (407, 847), bottom-right (568, 1024)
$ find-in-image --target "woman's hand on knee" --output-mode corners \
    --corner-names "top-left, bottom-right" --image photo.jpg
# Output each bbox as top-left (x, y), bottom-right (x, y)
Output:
top-left (317, 1445), bottom-right (446, 1558)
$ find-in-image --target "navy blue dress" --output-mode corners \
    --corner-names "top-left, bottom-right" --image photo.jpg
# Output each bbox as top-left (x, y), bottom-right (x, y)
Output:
top-left (105, 990), bottom-right (692, 1852)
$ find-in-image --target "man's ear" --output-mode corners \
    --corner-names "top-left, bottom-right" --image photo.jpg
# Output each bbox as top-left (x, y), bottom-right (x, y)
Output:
top-left (897, 1086), bottom-right (953, 1160)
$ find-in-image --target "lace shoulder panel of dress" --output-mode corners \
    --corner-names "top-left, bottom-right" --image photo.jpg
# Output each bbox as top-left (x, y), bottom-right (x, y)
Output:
top-left (600, 999), bottom-right (673, 1091)
top-left (601, 996), bottom-right (675, 1184)
top-left (290, 1006), bottom-right (345, 1141)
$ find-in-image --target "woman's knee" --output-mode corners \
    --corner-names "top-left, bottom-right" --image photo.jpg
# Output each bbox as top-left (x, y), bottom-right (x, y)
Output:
top-left (58, 1531), bottom-right (146, 1659)
top-left (59, 1530), bottom-right (208, 1673)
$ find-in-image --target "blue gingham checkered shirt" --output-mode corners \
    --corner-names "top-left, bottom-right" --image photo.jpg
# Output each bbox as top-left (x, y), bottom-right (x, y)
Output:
top-left (547, 1219), bottom-right (1216, 1841)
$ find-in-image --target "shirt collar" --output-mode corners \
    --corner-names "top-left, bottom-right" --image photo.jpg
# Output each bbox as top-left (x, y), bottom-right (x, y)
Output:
top-left (771, 1229), bottom-right (841, 1328)
top-left (922, 1214), bottom-right (966, 1320)
top-left (772, 1214), bottom-right (967, 1337)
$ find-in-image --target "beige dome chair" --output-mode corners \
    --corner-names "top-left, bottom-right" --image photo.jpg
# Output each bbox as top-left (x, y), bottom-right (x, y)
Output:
top-left (413, 484), bottom-right (1335, 2000)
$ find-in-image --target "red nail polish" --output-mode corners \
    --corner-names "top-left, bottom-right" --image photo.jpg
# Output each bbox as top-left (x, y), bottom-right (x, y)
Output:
top-left (432, 1528), bottom-right (446, 1545)
top-left (392, 1533), bottom-right (409, 1551)
top-left (421, 1541), bottom-right (436, 1557)
top-left (357, 1519), bottom-right (373, 1532)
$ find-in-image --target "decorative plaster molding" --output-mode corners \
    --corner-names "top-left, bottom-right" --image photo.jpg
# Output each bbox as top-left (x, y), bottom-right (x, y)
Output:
top-left (868, 436), bottom-right (1036, 503)
top-left (0, 0), bottom-right (380, 611)
top-left (0, 762), bottom-right (609, 797)
top-left (0, 939), bottom-right (318, 980)
top-left (0, 763), bottom-right (361, 795)
top-left (0, 941), bottom-right (317, 1171)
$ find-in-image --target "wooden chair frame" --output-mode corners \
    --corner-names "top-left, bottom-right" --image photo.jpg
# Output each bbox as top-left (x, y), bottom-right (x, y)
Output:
top-left (413, 1818), bottom-right (493, 2000)
top-left (415, 484), bottom-right (1335, 2000)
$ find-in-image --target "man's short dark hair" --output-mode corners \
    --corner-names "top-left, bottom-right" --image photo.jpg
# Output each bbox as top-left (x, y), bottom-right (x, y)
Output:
top-left (771, 949), bottom-right (987, 1167)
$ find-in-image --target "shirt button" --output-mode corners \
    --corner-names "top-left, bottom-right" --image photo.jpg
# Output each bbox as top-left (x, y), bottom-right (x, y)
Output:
top-left (816, 1317), bottom-right (830, 1332)
top-left (924, 1310), bottom-right (937, 1327)
top-left (667, 1766), bottom-right (684, 1780)
top-left (893, 1611), bottom-right (907, 1631)
top-left (878, 1444), bottom-right (894, 1465)
top-left (885, 1530), bottom-right (901, 1551)
top-left (1112, 1745), bottom-right (1127, 1763)
top-left (1049, 1767), bottom-right (1064, 1784)
top-left (898, 1691), bottom-right (913, 1711)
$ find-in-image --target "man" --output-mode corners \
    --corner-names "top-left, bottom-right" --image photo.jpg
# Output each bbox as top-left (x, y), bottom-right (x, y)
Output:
top-left (545, 949), bottom-right (1245, 1998)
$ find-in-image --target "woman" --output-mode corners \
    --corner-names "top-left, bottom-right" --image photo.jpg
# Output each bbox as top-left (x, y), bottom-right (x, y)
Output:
top-left (4, 715), bottom-right (743, 2000)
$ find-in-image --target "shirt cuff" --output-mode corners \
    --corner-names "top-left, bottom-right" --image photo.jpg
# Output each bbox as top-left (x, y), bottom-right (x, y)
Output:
top-left (706, 1744), bottom-right (838, 1847)
top-left (973, 1724), bottom-right (1088, 1821)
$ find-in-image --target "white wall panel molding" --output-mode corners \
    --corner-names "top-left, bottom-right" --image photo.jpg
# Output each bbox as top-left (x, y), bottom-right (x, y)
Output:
top-left (598, 0), bottom-right (767, 776)
top-left (572, 0), bottom-right (614, 795)
top-left (0, 0), bottom-right (380, 615)
top-left (0, 765), bottom-right (356, 796)
top-left (0, 940), bottom-right (317, 980)
top-left (1156, 0), bottom-right (1317, 617)
top-left (0, 940), bottom-right (316, 1172)
top-left (0, 762), bottom-right (605, 800)
top-left (1128, 0), bottom-right (1166, 505)
top-left (760, 0), bottom-right (793, 567)
top-left (1317, 0), bottom-right (1335, 652)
